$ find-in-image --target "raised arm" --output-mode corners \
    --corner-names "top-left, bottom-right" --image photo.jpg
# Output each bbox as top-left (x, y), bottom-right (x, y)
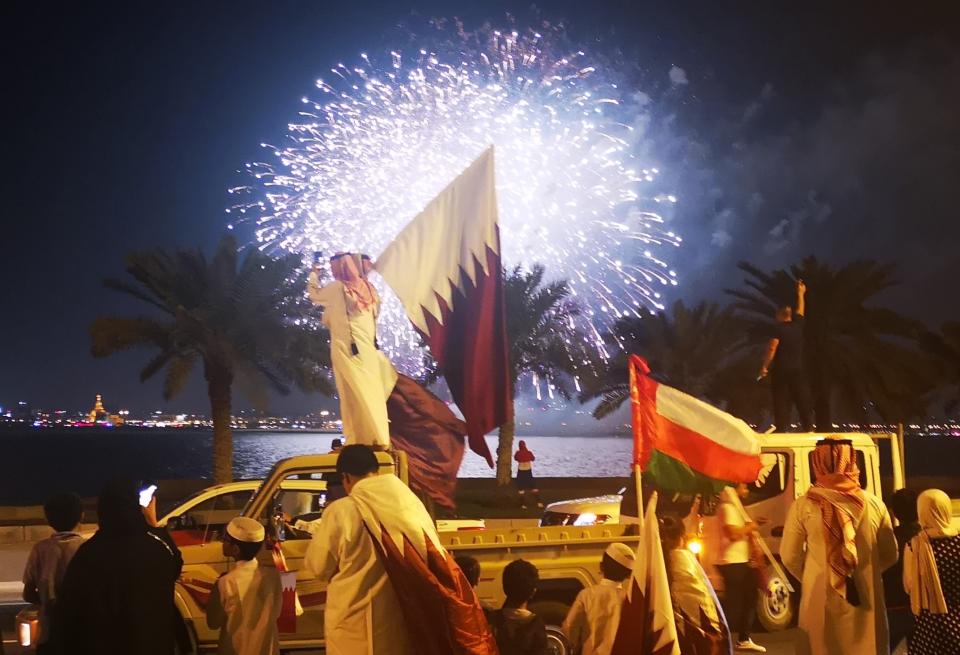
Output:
top-left (795, 279), bottom-right (806, 318)
top-left (307, 269), bottom-right (339, 307)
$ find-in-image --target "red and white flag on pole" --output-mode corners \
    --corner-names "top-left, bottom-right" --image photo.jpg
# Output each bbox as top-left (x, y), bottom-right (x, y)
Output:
top-left (376, 147), bottom-right (512, 466)
top-left (611, 493), bottom-right (681, 655)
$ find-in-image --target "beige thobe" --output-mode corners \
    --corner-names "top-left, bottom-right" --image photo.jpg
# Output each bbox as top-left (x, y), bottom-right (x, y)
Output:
top-left (562, 578), bottom-right (624, 655)
top-left (307, 273), bottom-right (398, 447)
top-left (781, 492), bottom-right (898, 655)
top-left (303, 480), bottom-right (412, 655)
top-left (206, 559), bottom-right (283, 655)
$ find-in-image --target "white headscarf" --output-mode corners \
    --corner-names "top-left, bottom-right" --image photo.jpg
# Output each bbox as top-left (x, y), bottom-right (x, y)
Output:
top-left (904, 489), bottom-right (959, 615)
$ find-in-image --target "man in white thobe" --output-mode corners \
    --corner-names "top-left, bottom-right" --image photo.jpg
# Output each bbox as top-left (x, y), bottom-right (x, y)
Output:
top-left (304, 446), bottom-right (412, 655)
top-left (307, 253), bottom-right (397, 449)
top-left (781, 438), bottom-right (898, 655)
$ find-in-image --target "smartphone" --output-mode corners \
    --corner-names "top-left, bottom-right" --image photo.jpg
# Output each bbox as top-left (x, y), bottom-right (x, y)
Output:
top-left (138, 484), bottom-right (158, 508)
top-left (313, 251), bottom-right (323, 265)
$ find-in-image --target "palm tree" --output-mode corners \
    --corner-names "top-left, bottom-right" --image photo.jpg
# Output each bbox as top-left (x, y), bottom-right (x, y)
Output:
top-left (918, 322), bottom-right (960, 414)
top-left (727, 256), bottom-right (935, 426)
top-left (496, 264), bottom-right (586, 485)
top-left (579, 300), bottom-right (766, 424)
top-left (90, 235), bottom-right (333, 483)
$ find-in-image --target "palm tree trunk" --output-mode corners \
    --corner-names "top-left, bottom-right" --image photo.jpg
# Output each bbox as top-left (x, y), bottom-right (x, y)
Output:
top-left (496, 419), bottom-right (515, 487)
top-left (206, 363), bottom-right (234, 484)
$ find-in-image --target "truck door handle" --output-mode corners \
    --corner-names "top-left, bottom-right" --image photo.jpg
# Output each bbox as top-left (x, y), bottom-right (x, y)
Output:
top-left (771, 526), bottom-right (784, 538)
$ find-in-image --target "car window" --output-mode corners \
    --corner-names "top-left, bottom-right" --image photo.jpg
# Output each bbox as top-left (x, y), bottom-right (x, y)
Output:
top-left (808, 449), bottom-right (868, 489)
top-left (269, 484), bottom-right (328, 541)
top-left (744, 452), bottom-right (790, 506)
top-left (169, 490), bottom-right (254, 545)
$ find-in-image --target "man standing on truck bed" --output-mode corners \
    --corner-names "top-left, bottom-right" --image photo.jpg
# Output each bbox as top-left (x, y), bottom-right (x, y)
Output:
top-left (758, 279), bottom-right (813, 431)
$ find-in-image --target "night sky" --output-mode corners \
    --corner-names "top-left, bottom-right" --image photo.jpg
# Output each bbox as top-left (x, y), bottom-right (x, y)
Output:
top-left (3, 1), bottom-right (959, 416)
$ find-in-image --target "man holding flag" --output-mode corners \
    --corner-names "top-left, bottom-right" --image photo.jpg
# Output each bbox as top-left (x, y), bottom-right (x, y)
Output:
top-left (305, 445), bottom-right (496, 655)
top-left (611, 354), bottom-right (767, 654)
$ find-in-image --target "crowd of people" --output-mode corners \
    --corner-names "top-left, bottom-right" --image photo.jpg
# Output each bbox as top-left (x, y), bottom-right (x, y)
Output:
top-left (16, 438), bottom-right (960, 655)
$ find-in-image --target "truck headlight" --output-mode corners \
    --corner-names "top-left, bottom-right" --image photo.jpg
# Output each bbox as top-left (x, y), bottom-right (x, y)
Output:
top-left (573, 512), bottom-right (598, 526)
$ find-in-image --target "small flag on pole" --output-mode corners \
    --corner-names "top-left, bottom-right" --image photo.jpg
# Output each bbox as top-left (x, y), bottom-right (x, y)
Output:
top-left (611, 493), bottom-right (680, 655)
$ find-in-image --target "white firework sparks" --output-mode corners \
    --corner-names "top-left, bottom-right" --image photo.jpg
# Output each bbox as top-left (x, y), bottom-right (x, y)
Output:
top-left (228, 24), bottom-right (681, 375)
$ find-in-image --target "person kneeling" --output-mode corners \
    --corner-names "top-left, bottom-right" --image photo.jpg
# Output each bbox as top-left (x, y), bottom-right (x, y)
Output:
top-left (207, 517), bottom-right (282, 655)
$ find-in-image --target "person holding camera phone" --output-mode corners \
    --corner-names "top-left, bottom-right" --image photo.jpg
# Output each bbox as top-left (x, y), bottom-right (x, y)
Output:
top-left (56, 479), bottom-right (184, 655)
top-left (307, 252), bottom-right (398, 449)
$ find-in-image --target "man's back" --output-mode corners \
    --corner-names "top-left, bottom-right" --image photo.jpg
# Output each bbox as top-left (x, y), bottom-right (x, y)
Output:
top-left (57, 529), bottom-right (181, 655)
top-left (489, 608), bottom-right (550, 655)
top-left (772, 318), bottom-right (804, 371)
top-left (22, 532), bottom-right (83, 644)
top-left (304, 485), bottom-right (411, 655)
top-left (562, 579), bottom-right (623, 655)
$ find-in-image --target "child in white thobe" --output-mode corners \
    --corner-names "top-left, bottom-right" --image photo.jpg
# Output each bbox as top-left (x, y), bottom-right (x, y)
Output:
top-left (207, 517), bottom-right (282, 655)
top-left (562, 542), bottom-right (635, 655)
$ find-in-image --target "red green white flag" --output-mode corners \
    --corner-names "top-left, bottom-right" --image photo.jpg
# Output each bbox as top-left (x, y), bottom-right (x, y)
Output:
top-left (629, 354), bottom-right (763, 494)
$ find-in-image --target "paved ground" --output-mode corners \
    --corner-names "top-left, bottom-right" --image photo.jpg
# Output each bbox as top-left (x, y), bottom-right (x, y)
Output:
top-left (751, 629), bottom-right (798, 655)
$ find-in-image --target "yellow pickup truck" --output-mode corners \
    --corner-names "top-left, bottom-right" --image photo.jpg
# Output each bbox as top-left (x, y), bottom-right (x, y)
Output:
top-left (173, 451), bottom-right (635, 654)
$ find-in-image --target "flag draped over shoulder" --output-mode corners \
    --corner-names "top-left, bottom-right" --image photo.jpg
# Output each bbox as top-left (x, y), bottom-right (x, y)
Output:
top-left (629, 355), bottom-right (762, 494)
top-left (375, 147), bottom-right (512, 467)
top-left (349, 474), bottom-right (498, 655)
top-left (387, 373), bottom-right (468, 511)
top-left (611, 493), bottom-right (680, 655)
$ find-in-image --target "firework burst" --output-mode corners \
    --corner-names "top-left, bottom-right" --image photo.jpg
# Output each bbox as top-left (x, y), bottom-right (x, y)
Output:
top-left (228, 23), bottom-right (681, 375)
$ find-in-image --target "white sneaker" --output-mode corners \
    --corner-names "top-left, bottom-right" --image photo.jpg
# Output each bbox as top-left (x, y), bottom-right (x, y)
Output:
top-left (735, 639), bottom-right (767, 653)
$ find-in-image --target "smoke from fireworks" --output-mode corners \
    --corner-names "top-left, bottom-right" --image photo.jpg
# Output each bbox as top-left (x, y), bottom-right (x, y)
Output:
top-left (228, 23), bottom-right (681, 376)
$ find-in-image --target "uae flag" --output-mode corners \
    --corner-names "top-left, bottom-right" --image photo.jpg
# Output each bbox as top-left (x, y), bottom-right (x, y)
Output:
top-left (611, 493), bottom-right (680, 655)
top-left (376, 147), bottom-right (512, 467)
top-left (629, 355), bottom-right (762, 494)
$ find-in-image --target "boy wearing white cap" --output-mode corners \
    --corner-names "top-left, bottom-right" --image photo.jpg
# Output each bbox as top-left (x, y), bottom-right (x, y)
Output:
top-left (207, 517), bottom-right (283, 655)
top-left (562, 542), bottom-right (635, 655)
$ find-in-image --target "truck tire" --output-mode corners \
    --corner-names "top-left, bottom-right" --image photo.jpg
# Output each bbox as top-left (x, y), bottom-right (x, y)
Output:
top-left (173, 617), bottom-right (199, 655)
top-left (756, 571), bottom-right (795, 632)
top-left (529, 600), bottom-right (573, 655)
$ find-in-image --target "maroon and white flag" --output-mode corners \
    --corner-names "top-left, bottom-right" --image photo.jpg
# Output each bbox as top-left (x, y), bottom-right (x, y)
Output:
top-left (376, 147), bottom-right (512, 467)
top-left (611, 493), bottom-right (681, 655)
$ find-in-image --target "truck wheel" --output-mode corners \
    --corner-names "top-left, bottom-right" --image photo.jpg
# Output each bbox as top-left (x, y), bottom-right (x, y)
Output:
top-left (173, 617), bottom-right (199, 655)
top-left (529, 600), bottom-right (573, 655)
top-left (756, 572), bottom-right (794, 632)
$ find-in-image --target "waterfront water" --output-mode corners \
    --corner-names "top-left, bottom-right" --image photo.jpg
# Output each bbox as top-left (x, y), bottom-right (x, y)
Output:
top-left (0, 429), bottom-right (957, 504)
top-left (0, 430), bottom-right (632, 504)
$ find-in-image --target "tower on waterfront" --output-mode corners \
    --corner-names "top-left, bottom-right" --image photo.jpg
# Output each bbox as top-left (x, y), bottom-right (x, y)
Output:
top-left (87, 394), bottom-right (125, 426)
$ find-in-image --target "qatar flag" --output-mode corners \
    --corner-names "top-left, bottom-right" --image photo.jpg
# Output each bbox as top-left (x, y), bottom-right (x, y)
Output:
top-left (376, 147), bottom-right (512, 467)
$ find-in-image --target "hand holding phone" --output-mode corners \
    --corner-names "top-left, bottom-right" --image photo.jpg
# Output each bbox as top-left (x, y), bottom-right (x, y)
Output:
top-left (138, 484), bottom-right (157, 508)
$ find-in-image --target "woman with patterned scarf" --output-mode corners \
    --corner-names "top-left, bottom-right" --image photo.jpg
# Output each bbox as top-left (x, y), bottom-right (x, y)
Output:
top-left (781, 438), bottom-right (898, 655)
top-left (903, 489), bottom-right (960, 654)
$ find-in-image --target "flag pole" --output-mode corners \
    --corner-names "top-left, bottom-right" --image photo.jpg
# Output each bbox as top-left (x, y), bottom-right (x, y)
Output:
top-left (634, 463), bottom-right (644, 537)
top-left (629, 354), bottom-right (644, 537)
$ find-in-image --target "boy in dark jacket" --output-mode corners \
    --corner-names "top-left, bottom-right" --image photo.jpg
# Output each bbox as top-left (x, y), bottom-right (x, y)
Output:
top-left (488, 559), bottom-right (550, 655)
